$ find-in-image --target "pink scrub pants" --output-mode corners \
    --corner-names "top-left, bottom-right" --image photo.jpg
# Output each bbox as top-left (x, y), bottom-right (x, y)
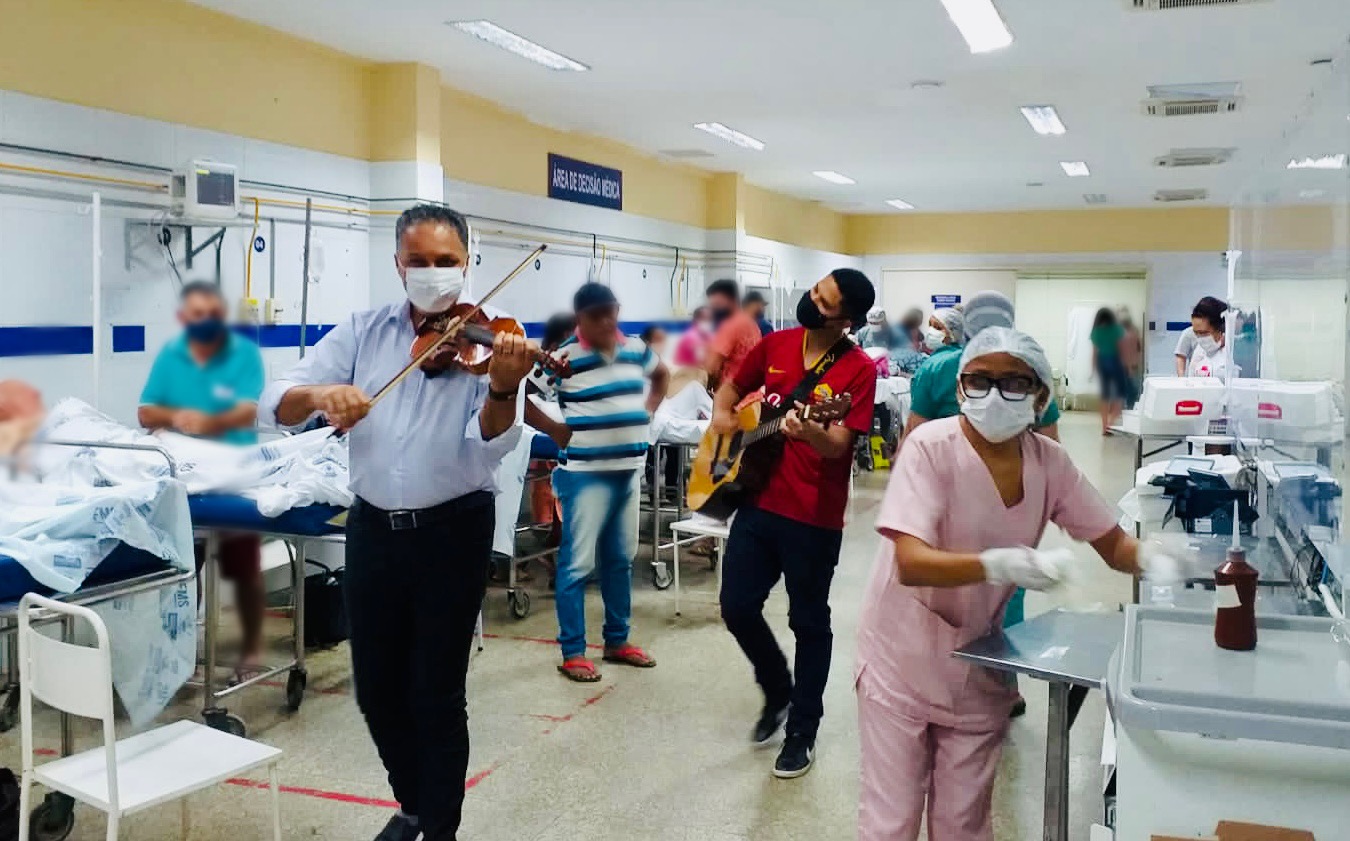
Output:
top-left (857, 673), bottom-right (1007, 841)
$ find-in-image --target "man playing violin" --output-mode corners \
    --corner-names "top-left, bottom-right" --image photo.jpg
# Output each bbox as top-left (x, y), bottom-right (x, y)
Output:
top-left (261, 204), bottom-right (534, 841)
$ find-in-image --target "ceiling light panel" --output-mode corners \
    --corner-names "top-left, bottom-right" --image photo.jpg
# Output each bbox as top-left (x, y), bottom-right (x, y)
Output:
top-left (885, 199), bottom-right (915, 210)
top-left (813, 171), bottom-right (856, 185)
top-left (939, 0), bottom-right (1013, 54)
top-left (693, 122), bottom-right (765, 151)
top-left (1286, 154), bottom-right (1347, 170)
top-left (1060, 161), bottom-right (1091, 177)
top-left (449, 21), bottom-right (589, 71)
top-left (1020, 105), bottom-right (1066, 135)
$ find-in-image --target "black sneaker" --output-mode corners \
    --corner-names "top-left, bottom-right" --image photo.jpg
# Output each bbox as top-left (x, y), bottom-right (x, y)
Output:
top-left (374, 813), bottom-right (421, 841)
top-left (773, 733), bottom-right (815, 779)
top-left (751, 701), bottom-right (790, 745)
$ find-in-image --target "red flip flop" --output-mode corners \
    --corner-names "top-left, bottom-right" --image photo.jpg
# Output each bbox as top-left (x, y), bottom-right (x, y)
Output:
top-left (558, 656), bottom-right (602, 682)
top-left (602, 644), bottom-right (656, 668)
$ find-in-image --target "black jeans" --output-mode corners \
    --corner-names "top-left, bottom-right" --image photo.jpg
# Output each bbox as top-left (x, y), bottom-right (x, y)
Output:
top-left (345, 493), bottom-right (493, 841)
top-left (719, 505), bottom-right (843, 741)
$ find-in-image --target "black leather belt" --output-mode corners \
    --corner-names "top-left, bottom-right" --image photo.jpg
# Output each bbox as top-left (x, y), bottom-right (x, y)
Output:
top-left (355, 491), bottom-right (492, 532)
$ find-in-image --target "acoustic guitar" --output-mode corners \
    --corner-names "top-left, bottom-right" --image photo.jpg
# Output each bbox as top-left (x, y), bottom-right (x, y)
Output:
top-left (687, 394), bottom-right (853, 520)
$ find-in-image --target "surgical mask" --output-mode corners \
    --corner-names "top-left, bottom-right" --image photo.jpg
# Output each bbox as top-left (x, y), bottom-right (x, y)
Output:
top-left (403, 266), bottom-right (466, 314)
top-left (1196, 335), bottom-right (1221, 355)
top-left (922, 326), bottom-right (947, 351)
top-left (961, 392), bottom-right (1036, 444)
top-left (185, 318), bottom-right (226, 344)
top-left (796, 292), bottom-right (827, 330)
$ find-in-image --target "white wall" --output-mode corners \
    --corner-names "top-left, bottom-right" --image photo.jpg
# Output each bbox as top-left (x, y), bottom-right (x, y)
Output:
top-left (863, 251), bottom-right (1228, 376)
top-left (879, 269), bottom-right (1016, 314)
top-left (0, 90), bottom-right (370, 425)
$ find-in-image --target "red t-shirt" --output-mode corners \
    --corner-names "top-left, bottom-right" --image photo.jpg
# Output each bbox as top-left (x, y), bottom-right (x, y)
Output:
top-left (733, 328), bottom-right (876, 530)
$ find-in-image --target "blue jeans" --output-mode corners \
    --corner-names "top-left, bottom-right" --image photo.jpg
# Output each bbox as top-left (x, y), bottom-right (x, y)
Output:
top-left (553, 468), bottom-right (640, 659)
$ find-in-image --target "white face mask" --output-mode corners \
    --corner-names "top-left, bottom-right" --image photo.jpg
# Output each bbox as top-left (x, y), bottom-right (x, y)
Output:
top-left (961, 392), bottom-right (1036, 443)
top-left (1196, 334), bottom-right (1221, 355)
top-left (403, 266), bottom-right (466, 314)
top-left (923, 326), bottom-right (947, 352)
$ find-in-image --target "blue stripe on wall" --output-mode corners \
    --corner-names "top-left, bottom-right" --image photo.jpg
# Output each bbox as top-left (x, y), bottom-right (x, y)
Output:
top-left (232, 324), bottom-right (337, 348)
top-left (0, 324), bottom-right (335, 357)
top-left (1165, 321), bottom-right (1190, 332)
top-left (112, 325), bottom-right (145, 353)
top-left (522, 320), bottom-right (691, 339)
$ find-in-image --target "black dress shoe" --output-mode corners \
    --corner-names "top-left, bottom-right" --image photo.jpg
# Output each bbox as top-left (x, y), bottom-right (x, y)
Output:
top-left (374, 813), bottom-right (421, 841)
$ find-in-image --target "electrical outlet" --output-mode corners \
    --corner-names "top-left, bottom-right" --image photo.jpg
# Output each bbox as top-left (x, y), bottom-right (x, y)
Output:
top-left (263, 298), bottom-right (284, 325)
top-left (237, 297), bottom-right (260, 324)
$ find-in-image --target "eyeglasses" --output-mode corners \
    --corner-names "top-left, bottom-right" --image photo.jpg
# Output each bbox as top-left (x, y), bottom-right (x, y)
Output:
top-left (960, 373), bottom-right (1037, 401)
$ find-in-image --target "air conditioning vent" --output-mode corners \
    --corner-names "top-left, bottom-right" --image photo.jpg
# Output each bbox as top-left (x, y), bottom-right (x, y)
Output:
top-left (1128, 0), bottom-right (1270, 10)
top-left (1154, 188), bottom-right (1209, 203)
top-left (1083, 193), bottom-right (1110, 205)
top-left (1154, 147), bottom-right (1236, 167)
top-left (658, 148), bottom-right (715, 159)
top-left (1142, 96), bottom-right (1242, 117)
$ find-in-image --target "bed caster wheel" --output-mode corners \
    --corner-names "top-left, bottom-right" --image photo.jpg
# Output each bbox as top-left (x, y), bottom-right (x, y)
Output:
top-left (508, 591), bottom-right (531, 620)
top-left (651, 562), bottom-right (673, 591)
top-left (30, 792), bottom-right (75, 841)
top-left (285, 669), bottom-right (307, 712)
top-left (204, 709), bottom-right (247, 738)
top-left (0, 689), bottom-right (19, 733)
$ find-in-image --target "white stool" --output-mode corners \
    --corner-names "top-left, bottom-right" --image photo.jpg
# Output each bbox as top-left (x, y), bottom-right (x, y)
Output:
top-left (668, 518), bottom-right (731, 616)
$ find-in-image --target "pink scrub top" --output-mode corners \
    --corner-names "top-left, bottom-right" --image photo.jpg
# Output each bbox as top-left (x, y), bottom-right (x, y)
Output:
top-left (856, 416), bottom-right (1118, 731)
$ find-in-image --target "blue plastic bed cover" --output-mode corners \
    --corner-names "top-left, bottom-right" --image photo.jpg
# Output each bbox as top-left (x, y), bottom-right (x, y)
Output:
top-left (0, 543), bottom-right (169, 604)
top-left (188, 494), bottom-right (345, 536)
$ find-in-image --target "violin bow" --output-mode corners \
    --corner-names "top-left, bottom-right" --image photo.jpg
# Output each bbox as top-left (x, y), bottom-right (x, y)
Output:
top-left (368, 244), bottom-right (547, 408)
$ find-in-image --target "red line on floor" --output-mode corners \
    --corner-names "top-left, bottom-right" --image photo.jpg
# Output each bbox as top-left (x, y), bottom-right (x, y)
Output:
top-left (527, 713), bottom-right (572, 723)
top-left (464, 762), bottom-right (499, 791)
top-left (225, 777), bottom-right (400, 809)
top-left (583, 685), bottom-right (615, 707)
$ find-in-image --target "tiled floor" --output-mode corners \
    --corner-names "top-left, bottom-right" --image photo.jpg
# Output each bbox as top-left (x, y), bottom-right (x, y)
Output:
top-left (1, 411), bottom-right (1140, 839)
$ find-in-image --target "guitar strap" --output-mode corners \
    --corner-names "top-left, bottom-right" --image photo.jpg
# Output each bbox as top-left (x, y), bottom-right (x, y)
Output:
top-left (766, 335), bottom-right (857, 422)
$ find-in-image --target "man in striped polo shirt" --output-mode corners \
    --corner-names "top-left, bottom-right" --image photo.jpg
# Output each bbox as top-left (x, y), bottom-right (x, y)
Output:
top-left (529, 282), bottom-right (668, 682)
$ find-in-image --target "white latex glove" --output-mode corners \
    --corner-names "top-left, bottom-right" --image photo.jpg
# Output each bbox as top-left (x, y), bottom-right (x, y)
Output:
top-left (1137, 541), bottom-right (1185, 585)
top-left (979, 547), bottom-right (1073, 591)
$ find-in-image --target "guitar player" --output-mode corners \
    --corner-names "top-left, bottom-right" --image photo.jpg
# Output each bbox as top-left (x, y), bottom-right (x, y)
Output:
top-left (710, 268), bottom-right (877, 780)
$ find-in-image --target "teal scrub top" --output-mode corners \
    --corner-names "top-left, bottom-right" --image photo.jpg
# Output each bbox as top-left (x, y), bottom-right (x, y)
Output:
top-left (1089, 323), bottom-right (1125, 358)
top-left (909, 343), bottom-right (1062, 428)
top-left (139, 333), bottom-right (264, 445)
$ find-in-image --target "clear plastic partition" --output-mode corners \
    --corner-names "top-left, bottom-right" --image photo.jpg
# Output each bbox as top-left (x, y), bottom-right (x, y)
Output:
top-left (1227, 51), bottom-right (1349, 619)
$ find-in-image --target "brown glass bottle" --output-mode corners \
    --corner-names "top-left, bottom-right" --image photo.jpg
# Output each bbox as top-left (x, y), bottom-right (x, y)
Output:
top-left (1214, 546), bottom-right (1258, 651)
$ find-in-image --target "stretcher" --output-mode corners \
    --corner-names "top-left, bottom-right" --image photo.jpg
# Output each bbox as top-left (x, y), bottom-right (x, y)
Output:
top-left (189, 494), bottom-right (345, 737)
top-left (496, 433), bottom-right (564, 620)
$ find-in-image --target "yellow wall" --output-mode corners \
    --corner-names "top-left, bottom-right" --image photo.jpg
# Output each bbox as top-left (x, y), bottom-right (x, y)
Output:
top-left (846, 207), bottom-right (1231, 255)
top-left (440, 87), bottom-right (710, 229)
top-left (743, 185), bottom-right (848, 254)
top-left (368, 64), bottom-right (441, 164)
top-left (1231, 204), bottom-right (1347, 253)
top-left (0, 0), bottom-right (374, 160)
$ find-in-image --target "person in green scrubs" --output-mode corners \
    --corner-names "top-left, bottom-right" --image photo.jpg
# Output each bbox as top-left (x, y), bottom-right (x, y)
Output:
top-left (139, 280), bottom-right (268, 676)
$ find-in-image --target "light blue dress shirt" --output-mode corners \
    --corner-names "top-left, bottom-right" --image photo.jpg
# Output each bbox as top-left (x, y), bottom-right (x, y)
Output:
top-left (258, 302), bottom-right (522, 511)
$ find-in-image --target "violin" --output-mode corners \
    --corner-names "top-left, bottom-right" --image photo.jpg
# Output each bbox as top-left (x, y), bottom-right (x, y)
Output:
top-left (367, 245), bottom-right (563, 409)
top-left (413, 303), bottom-right (571, 385)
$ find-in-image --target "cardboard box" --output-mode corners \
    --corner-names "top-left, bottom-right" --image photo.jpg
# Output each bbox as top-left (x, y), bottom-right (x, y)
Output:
top-left (1153, 822), bottom-right (1318, 841)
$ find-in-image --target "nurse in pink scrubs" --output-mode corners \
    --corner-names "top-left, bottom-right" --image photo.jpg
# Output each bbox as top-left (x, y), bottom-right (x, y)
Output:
top-left (855, 327), bottom-right (1179, 841)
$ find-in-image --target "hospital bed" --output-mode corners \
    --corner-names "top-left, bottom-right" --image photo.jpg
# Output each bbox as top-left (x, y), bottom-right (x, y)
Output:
top-left (2, 439), bottom-right (197, 840)
top-left (190, 495), bottom-right (344, 737)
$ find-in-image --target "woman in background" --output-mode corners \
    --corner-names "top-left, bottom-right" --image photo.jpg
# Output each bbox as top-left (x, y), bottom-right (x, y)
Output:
top-left (1117, 308), bottom-right (1144, 408)
top-left (1090, 307), bottom-right (1132, 435)
top-left (672, 305), bottom-right (714, 370)
top-left (1186, 296), bottom-right (1230, 379)
top-left (855, 327), bottom-right (1180, 841)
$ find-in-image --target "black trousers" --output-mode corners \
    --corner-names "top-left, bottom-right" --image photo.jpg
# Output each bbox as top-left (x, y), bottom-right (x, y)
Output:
top-left (719, 505), bottom-right (843, 741)
top-left (345, 493), bottom-right (493, 841)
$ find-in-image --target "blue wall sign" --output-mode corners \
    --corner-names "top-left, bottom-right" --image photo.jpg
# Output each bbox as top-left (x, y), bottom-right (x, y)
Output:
top-left (253, 236), bottom-right (266, 252)
top-left (548, 153), bottom-right (623, 211)
top-left (931, 294), bottom-right (961, 307)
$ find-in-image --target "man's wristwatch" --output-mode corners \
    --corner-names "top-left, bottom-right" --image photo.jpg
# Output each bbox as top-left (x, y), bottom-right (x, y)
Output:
top-left (487, 385), bottom-right (517, 401)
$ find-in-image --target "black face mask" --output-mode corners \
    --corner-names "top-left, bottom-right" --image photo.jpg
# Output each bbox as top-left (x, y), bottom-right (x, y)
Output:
top-left (711, 306), bottom-right (734, 327)
top-left (795, 292), bottom-right (828, 330)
